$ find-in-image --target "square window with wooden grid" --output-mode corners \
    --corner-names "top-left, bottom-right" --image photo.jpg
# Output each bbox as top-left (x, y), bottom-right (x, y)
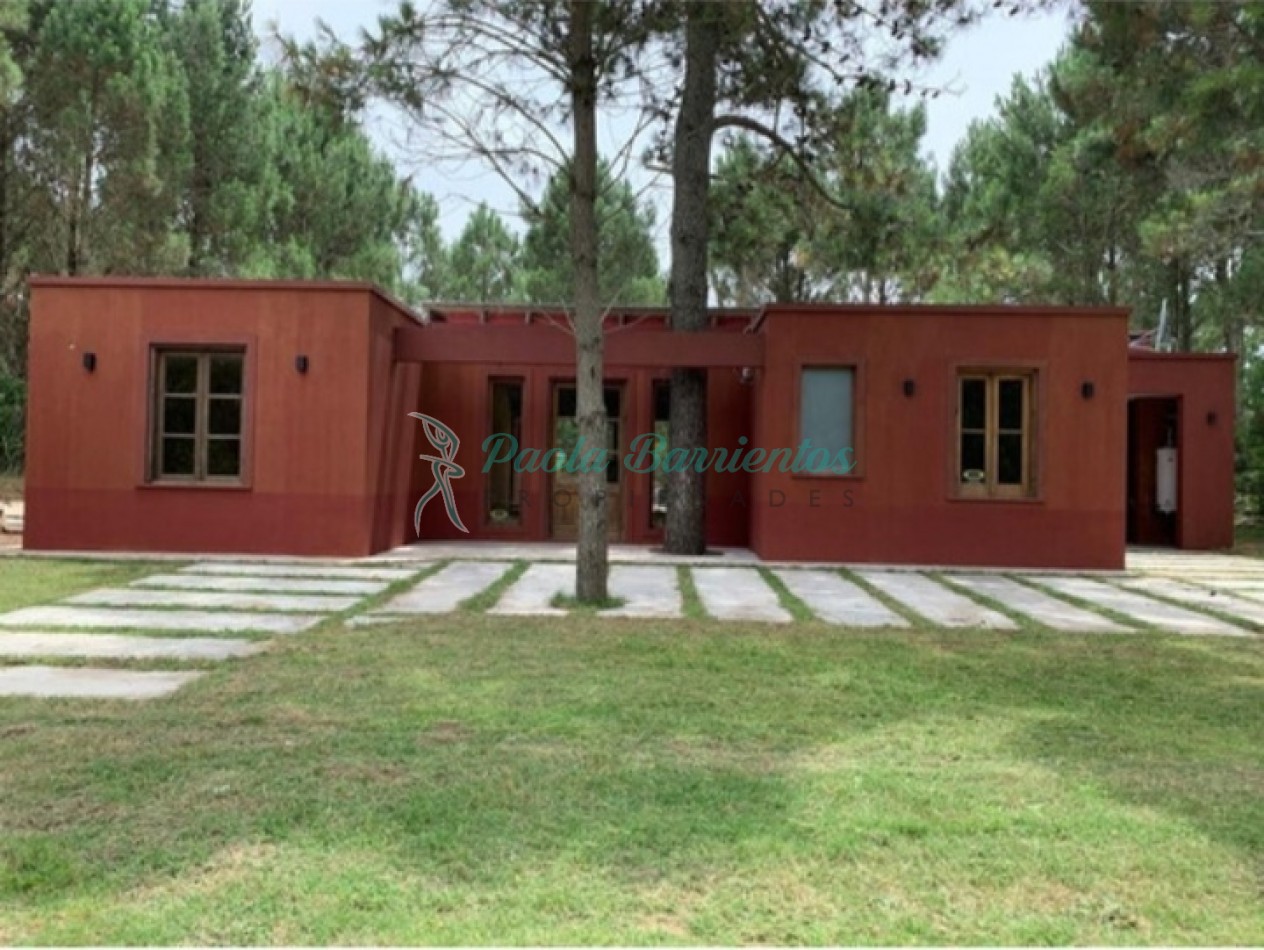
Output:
top-left (956, 370), bottom-right (1035, 499)
top-left (151, 349), bottom-right (245, 482)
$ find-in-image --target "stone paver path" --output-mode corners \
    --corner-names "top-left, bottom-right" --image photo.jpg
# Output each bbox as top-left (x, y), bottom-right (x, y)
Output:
top-left (0, 632), bottom-right (263, 661)
top-left (490, 564), bottom-right (574, 616)
top-left (0, 559), bottom-right (423, 700)
top-left (773, 569), bottom-right (905, 627)
top-left (602, 565), bottom-right (682, 619)
top-left (1126, 551), bottom-right (1264, 579)
top-left (1035, 576), bottom-right (1249, 637)
top-left (0, 605), bottom-right (323, 635)
top-left (5, 549), bottom-right (1261, 701)
top-left (1186, 579), bottom-right (1264, 604)
top-left (183, 562), bottom-right (416, 581)
top-left (67, 588), bottom-right (358, 613)
top-left (134, 573), bottom-right (388, 596)
top-left (0, 665), bottom-right (202, 699)
top-left (1119, 576), bottom-right (1264, 628)
top-left (951, 574), bottom-right (1126, 632)
top-left (373, 561), bottom-right (511, 615)
top-left (857, 571), bottom-right (1016, 629)
top-left (692, 568), bottom-right (791, 623)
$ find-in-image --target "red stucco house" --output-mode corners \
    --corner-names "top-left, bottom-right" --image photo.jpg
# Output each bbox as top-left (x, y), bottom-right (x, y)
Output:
top-left (22, 277), bottom-right (1237, 568)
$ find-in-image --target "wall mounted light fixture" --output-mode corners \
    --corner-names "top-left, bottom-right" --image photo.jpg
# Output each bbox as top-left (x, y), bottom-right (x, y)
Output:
top-left (902, 378), bottom-right (916, 397)
top-left (295, 355), bottom-right (309, 374)
top-left (1081, 381), bottom-right (1095, 399)
top-left (1207, 410), bottom-right (1218, 426)
top-left (82, 352), bottom-right (97, 373)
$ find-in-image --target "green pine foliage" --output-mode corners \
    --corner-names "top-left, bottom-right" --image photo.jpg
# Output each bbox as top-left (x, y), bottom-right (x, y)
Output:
top-left (518, 161), bottom-right (665, 306)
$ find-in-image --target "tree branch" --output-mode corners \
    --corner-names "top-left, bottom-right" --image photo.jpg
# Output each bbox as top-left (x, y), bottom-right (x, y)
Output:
top-left (712, 113), bottom-right (853, 213)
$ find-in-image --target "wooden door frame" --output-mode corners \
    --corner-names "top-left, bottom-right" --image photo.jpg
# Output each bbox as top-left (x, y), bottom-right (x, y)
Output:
top-left (549, 379), bottom-right (626, 541)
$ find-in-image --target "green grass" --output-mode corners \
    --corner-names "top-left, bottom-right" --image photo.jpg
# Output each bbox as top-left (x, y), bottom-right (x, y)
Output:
top-left (0, 472), bottom-right (21, 503)
top-left (0, 558), bottom-right (174, 613)
top-left (759, 567), bottom-right (814, 622)
top-left (1234, 523), bottom-right (1264, 559)
top-left (0, 629), bottom-right (1260, 942)
top-left (676, 564), bottom-right (704, 619)
top-left (460, 560), bottom-right (527, 612)
top-left (0, 560), bottom-right (1262, 943)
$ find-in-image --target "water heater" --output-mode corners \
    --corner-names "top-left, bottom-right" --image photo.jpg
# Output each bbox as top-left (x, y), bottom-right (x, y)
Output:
top-left (1156, 447), bottom-right (1178, 514)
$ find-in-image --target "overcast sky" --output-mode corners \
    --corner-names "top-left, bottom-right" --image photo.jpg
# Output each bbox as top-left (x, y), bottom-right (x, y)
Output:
top-left (253, 0), bottom-right (1074, 246)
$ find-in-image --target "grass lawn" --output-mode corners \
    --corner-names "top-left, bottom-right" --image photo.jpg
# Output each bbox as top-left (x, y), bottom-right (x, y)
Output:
top-left (1235, 523), bottom-right (1264, 559)
top-left (0, 558), bottom-right (171, 613)
top-left (0, 472), bottom-right (21, 503)
top-left (0, 564), bottom-right (1262, 943)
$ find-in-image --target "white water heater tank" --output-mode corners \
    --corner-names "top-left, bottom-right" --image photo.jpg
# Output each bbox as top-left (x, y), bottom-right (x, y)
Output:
top-left (1156, 447), bottom-right (1178, 514)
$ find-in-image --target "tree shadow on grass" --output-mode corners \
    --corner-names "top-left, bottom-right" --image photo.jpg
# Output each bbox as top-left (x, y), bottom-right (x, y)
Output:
top-left (991, 634), bottom-right (1264, 860)
top-left (0, 618), bottom-right (1261, 942)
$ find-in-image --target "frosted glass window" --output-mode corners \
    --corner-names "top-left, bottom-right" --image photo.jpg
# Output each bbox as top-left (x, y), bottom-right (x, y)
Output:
top-left (799, 368), bottom-right (854, 473)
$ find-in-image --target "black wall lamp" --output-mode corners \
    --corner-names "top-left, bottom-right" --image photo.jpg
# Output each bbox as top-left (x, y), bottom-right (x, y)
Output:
top-left (1207, 410), bottom-right (1218, 426)
top-left (902, 378), bottom-right (916, 397)
top-left (295, 355), bottom-right (309, 374)
top-left (82, 352), bottom-right (96, 373)
top-left (1080, 381), bottom-right (1095, 399)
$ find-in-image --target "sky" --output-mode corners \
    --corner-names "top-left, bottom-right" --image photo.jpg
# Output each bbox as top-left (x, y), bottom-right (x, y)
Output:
top-left (253, 0), bottom-right (1075, 247)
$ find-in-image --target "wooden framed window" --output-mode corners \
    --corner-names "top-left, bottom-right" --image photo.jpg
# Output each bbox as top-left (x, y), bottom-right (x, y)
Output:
top-left (151, 349), bottom-right (245, 483)
top-left (956, 370), bottom-right (1035, 499)
top-left (485, 377), bottom-right (523, 525)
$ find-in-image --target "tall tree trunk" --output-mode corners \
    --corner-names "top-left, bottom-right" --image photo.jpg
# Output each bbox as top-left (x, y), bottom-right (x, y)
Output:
top-left (570, 0), bottom-right (607, 602)
top-left (1173, 260), bottom-right (1193, 352)
top-left (68, 91), bottom-right (98, 277)
top-left (665, 2), bottom-right (720, 555)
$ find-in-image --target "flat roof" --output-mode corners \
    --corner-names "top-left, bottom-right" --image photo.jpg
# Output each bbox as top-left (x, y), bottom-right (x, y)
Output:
top-left (28, 275), bottom-right (426, 325)
top-left (29, 276), bottom-right (1135, 330)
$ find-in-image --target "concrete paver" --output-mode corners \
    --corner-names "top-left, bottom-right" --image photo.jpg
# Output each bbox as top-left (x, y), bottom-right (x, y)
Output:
top-left (1119, 576), bottom-right (1264, 629)
top-left (855, 571), bottom-right (1016, 629)
top-left (951, 574), bottom-right (1125, 632)
top-left (134, 574), bottom-right (388, 596)
top-left (0, 632), bottom-right (263, 660)
top-left (0, 665), bottom-right (202, 699)
top-left (372, 561), bottom-right (512, 614)
top-left (0, 606), bottom-right (323, 635)
top-left (182, 562), bottom-right (418, 581)
top-left (489, 564), bottom-right (574, 616)
top-left (66, 587), bottom-right (357, 613)
top-left (692, 568), bottom-right (791, 623)
top-left (773, 569), bottom-right (906, 627)
top-left (602, 565), bottom-right (682, 619)
top-left (1036, 576), bottom-right (1249, 636)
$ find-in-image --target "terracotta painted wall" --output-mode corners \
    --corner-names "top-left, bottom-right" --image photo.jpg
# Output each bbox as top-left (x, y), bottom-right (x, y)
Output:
top-left (749, 306), bottom-right (1131, 569)
top-left (24, 279), bottom-right (416, 556)
top-left (1128, 353), bottom-right (1236, 550)
top-left (367, 294), bottom-right (423, 554)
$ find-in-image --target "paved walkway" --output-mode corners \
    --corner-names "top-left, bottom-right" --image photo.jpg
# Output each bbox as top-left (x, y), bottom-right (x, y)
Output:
top-left (857, 570), bottom-right (1015, 629)
top-left (0, 560), bottom-right (424, 699)
top-left (2, 549), bottom-right (1262, 700)
top-left (693, 567), bottom-right (791, 623)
